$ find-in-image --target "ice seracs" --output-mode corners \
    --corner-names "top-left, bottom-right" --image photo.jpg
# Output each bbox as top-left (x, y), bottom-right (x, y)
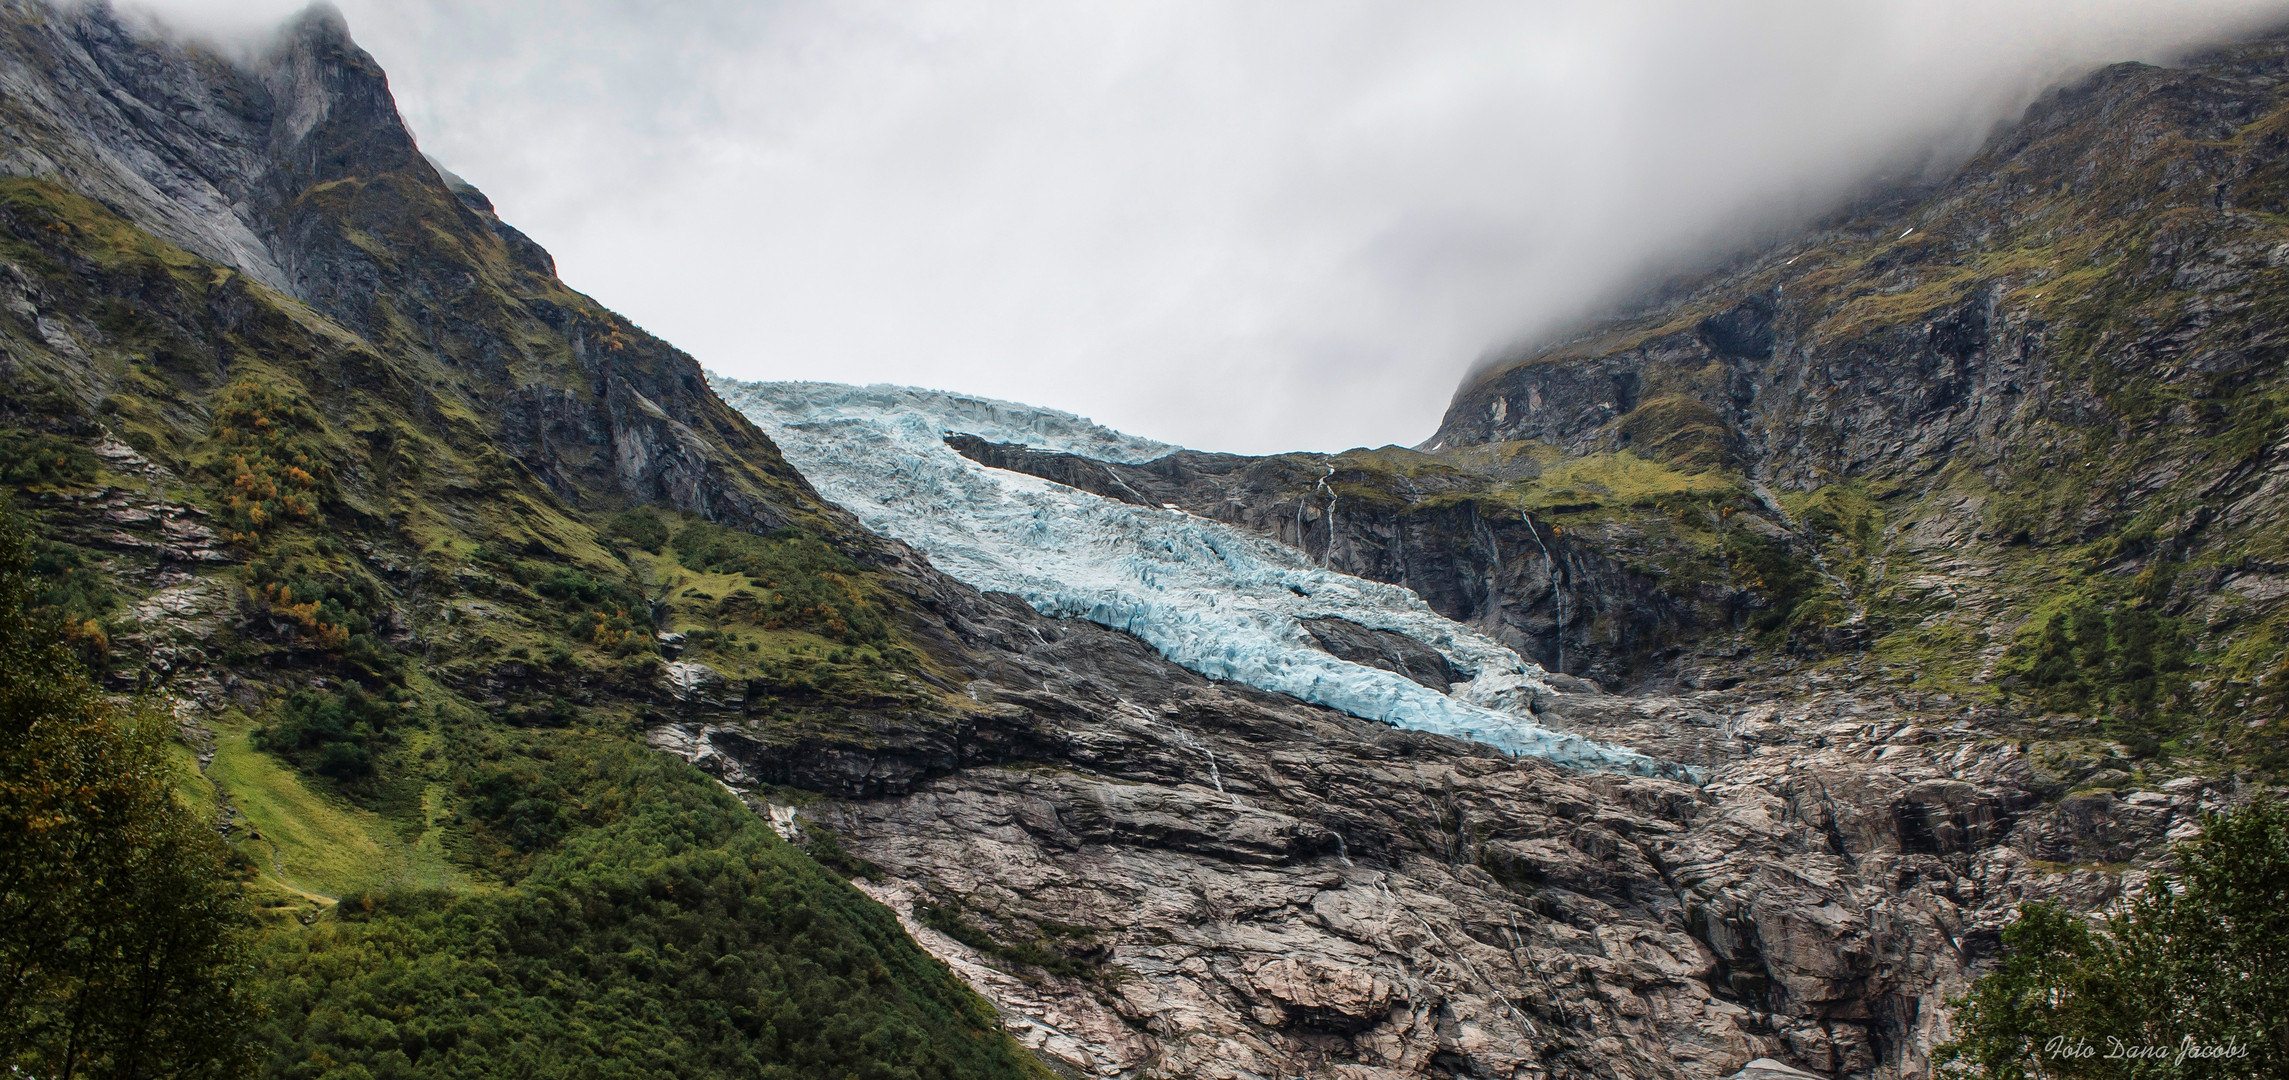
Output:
top-left (711, 378), bottom-right (1671, 776)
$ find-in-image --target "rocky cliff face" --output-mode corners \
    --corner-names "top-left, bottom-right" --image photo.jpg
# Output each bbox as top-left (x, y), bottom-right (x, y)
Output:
top-left (0, 5), bottom-right (2276, 1080)
top-left (0, 1), bottom-right (819, 533)
top-left (653, 593), bottom-right (2232, 1080)
top-left (1430, 38), bottom-right (2289, 757)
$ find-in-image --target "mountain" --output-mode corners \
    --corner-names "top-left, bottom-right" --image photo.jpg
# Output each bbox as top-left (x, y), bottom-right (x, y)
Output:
top-left (956, 34), bottom-right (2289, 776)
top-left (1423, 32), bottom-right (2289, 768)
top-left (0, 4), bottom-right (2268, 1080)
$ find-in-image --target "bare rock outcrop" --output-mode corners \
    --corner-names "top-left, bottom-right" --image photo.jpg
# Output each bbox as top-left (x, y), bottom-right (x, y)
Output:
top-left (654, 597), bottom-right (2227, 1080)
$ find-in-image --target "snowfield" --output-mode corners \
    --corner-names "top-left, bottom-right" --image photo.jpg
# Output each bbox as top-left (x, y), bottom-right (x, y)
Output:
top-left (711, 378), bottom-right (1670, 776)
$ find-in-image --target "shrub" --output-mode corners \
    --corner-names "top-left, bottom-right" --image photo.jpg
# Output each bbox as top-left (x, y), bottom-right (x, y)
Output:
top-left (0, 428), bottom-right (97, 488)
top-left (607, 506), bottom-right (670, 552)
top-left (2003, 599), bottom-right (2190, 757)
top-left (257, 685), bottom-right (399, 780)
top-left (671, 523), bottom-right (889, 643)
top-left (200, 381), bottom-right (333, 545)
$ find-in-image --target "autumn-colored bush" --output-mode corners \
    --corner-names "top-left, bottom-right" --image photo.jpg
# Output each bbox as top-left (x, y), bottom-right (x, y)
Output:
top-left (255, 580), bottom-right (350, 650)
top-left (200, 381), bottom-right (331, 544)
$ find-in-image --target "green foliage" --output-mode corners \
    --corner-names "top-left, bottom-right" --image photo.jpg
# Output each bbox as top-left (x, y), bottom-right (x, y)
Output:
top-left (256, 748), bottom-right (1048, 1080)
top-left (518, 562), bottom-right (656, 656)
top-left (0, 506), bottom-right (257, 1079)
top-left (0, 427), bottom-right (96, 488)
top-left (258, 685), bottom-right (404, 781)
top-left (1504, 449), bottom-right (1740, 510)
top-left (2004, 599), bottom-right (2190, 757)
top-left (1614, 395), bottom-right (1735, 471)
top-left (199, 379), bottom-right (334, 546)
top-left (464, 761), bottom-right (574, 855)
top-left (26, 536), bottom-right (115, 664)
top-left (607, 506), bottom-right (671, 552)
top-left (29, 538), bottom-right (113, 620)
top-left (529, 565), bottom-right (625, 608)
top-left (1726, 529), bottom-right (1821, 638)
top-left (2252, 648), bottom-right (2289, 769)
top-left (801, 825), bottom-right (886, 882)
top-left (0, 164), bottom-right (1045, 1080)
top-left (1936, 800), bottom-right (2289, 1078)
top-left (245, 553), bottom-right (406, 675)
top-left (671, 523), bottom-right (889, 644)
top-left (916, 902), bottom-right (1103, 984)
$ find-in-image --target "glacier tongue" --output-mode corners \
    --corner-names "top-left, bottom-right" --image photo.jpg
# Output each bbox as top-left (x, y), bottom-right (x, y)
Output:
top-left (712, 379), bottom-right (1669, 776)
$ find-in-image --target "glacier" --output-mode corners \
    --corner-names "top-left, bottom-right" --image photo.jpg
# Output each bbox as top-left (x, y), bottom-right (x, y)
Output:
top-left (711, 378), bottom-right (1673, 777)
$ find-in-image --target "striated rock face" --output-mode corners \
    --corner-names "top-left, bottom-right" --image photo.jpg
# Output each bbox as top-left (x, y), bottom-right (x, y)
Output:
top-left (1301, 616), bottom-right (1463, 690)
top-left (1419, 39), bottom-right (2289, 737)
top-left (655, 574), bottom-right (2234, 1080)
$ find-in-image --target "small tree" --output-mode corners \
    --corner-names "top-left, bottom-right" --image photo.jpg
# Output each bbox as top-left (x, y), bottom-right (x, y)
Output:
top-left (0, 507), bottom-right (256, 1079)
top-left (1936, 799), bottom-right (2289, 1079)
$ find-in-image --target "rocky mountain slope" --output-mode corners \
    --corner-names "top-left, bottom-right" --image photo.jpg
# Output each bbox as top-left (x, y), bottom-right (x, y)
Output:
top-left (954, 33), bottom-right (2289, 782)
top-left (0, 4), bottom-right (2275, 1080)
top-left (0, 3), bottom-right (1057, 1076)
top-left (1431, 33), bottom-right (2289, 771)
top-left (712, 380), bottom-right (1668, 775)
top-left (943, 433), bottom-right (1699, 691)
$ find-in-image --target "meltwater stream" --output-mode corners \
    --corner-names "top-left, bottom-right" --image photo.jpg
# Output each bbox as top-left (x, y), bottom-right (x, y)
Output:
top-left (712, 378), bottom-right (1665, 776)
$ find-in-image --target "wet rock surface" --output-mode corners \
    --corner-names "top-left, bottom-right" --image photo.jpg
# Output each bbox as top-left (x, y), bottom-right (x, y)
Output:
top-left (654, 573), bottom-right (2234, 1080)
top-left (1301, 616), bottom-right (1463, 691)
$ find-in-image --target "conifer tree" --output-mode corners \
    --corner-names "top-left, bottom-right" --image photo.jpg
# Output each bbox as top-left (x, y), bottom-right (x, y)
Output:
top-left (1937, 799), bottom-right (2289, 1079)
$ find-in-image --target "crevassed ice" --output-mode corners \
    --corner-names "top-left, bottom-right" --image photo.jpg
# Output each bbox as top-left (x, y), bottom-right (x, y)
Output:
top-left (747, 381), bottom-right (1180, 464)
top-left (711, 378), bottom-right (1668, 777)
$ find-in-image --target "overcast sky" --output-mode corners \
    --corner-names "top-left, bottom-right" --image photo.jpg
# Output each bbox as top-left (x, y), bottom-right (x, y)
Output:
top-left (129, 0), bottom-right (2289, 453)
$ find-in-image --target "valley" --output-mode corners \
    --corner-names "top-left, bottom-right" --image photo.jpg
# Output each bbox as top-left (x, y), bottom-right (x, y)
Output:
top-left (0, 4), bottom-right (2283, 1080)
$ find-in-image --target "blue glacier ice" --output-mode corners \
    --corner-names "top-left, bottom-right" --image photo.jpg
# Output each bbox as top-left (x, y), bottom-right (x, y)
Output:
top-left (711, 378), bottom-right (1670, 776)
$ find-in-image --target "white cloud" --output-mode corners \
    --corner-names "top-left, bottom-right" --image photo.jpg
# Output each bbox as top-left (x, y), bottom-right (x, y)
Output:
top-left (128, 0), bottom-right (2289, 452)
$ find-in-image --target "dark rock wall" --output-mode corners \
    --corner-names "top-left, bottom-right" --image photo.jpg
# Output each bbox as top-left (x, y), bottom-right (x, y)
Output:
top-left (1439, 45), bottom-right (2289, 499)
top-left (949, 434), bottom-right (1710, 685)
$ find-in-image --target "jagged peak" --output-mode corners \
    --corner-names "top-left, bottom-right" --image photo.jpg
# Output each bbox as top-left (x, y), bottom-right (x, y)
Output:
top-left (0, 0), bottom-right (564, 302)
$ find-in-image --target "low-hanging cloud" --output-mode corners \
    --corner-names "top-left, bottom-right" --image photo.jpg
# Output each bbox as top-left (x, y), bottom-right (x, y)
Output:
top-left (128, 0), bottom-right (2289, 453)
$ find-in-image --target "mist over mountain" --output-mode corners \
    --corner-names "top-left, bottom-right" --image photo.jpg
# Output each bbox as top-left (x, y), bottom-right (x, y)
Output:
top-left (121, 0), bottom-right (2289, 452)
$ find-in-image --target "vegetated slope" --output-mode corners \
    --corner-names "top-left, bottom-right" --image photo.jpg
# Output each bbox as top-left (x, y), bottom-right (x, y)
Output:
top-left (1433, 31), bottom-right (2289, 771)
top-left (0, 5), bottom-right (1048, 1078)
